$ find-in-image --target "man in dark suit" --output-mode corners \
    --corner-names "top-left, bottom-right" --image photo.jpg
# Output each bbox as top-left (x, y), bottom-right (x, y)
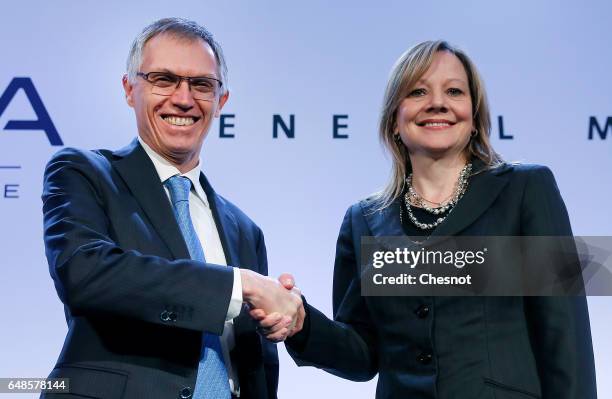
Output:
top-left (42, 18), bottom-right (302, 399)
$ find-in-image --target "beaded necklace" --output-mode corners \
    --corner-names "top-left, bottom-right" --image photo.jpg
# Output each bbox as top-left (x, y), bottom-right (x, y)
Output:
top-left (402, 163), bottom-right (472, 230)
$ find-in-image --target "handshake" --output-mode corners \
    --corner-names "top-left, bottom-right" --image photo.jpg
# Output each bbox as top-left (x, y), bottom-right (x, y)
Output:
top-left (240, 270), bottom-right (305, 343)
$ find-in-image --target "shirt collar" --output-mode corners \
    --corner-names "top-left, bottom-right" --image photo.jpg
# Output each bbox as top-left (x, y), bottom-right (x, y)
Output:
top-left (138, 136), bottom-right (209, 207)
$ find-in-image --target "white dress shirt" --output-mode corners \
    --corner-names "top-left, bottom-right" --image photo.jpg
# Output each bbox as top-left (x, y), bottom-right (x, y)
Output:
top-left (139, 137), bottom-right (243, 396)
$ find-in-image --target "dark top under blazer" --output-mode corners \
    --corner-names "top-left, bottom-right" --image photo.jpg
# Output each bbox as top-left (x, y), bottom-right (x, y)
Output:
top-left (287, 162), bottom-right (597, 399)
top-left (41, 139), bottom-right (278, 399)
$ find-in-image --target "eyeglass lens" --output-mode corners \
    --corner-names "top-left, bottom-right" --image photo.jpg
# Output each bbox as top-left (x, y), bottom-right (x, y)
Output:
top-left (147, 73), bottom-right (219, 100)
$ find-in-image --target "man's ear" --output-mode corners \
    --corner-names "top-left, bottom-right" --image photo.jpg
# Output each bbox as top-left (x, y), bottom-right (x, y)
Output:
top-left (122, 74), bottom-right (135, 107)
top-left (214, 90), bottom-right (230, 117)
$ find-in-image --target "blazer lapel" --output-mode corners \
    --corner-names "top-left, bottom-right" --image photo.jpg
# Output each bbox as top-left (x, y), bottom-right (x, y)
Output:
top-left (361, 162), bottom-right (514, 238)
top-left (432, 162), bottom-right (513, 237)
top-left (199, 173), bottom-right (240, 268)
top-left (199, 174), bottom-right (256, 340)
top-left (361, 198), bottom-right (405, 237)
top-left (112, 139), bottom-right (190, 260)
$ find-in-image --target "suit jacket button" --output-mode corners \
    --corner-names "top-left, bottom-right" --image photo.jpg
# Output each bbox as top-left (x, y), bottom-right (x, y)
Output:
top-left (179, 387), bottom-right (192, 399)
top-left (160, 310), bottom-right (170, 322)
top-left (169, 311), bottom-right (178, 322)
top-left (417, 352), bottom-right (432, 364)
top-left (415, 305), bottom-right (430, 319)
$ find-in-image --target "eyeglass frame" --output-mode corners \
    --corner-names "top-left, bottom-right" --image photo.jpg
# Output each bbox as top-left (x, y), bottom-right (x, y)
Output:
top-left (136, 71), bottom-right (223, 99)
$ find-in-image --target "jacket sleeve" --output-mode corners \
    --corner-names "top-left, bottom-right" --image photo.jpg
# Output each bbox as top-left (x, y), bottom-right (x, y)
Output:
top-left (286, 205), bottom-right (378, 381)
top-left (42, 148), bottom-right (234, 335)
top-left (520, 165), bottom-right (597, 399)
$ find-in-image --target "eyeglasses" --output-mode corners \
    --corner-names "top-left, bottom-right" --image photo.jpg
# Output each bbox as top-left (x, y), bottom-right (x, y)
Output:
top-left (137, 71), bottom-right (223, 101)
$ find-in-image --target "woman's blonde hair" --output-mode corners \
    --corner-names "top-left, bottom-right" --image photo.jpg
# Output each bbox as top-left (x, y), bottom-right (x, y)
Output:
top-left (375, 40), bottom-right (501, 209)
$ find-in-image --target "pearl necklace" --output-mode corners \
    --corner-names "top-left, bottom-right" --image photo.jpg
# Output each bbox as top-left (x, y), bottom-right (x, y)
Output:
top-left (403, 163), bottom-right (472, 230)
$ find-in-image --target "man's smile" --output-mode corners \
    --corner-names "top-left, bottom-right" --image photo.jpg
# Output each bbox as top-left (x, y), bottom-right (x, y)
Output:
top-left (160, 114), bottom-right (201, 126)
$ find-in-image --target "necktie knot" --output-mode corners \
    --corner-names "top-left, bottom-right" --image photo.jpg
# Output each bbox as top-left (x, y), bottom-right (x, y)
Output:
top-left (165, 175), bottom-right (192, 205)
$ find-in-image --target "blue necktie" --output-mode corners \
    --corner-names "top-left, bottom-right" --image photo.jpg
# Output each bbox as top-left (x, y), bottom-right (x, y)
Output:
top-left (165, 176), bottom-right (231, 399)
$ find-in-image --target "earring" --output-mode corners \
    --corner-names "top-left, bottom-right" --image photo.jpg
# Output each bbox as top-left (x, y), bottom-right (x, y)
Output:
top-left (471, 129), bottom-right (478, 138)
top-left (393, 133), bottom-right (401, 143)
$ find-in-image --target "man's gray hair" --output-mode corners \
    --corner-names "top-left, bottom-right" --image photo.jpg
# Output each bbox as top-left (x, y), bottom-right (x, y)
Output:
top-left (126, 17), bottom-right (228, 93)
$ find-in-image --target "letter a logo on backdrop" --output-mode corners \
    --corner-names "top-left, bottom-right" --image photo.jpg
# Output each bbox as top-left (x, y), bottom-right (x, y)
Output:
top-left (0, 77), bottom-right (62, 146)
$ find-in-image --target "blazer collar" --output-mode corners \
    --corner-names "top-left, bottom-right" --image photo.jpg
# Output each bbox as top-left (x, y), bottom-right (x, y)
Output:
top-left (362, 161), bottom-right (514, 238)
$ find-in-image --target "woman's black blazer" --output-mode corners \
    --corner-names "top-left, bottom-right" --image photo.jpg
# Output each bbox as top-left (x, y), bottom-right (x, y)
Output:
top-left (287, 162), bottom-right (597, 399)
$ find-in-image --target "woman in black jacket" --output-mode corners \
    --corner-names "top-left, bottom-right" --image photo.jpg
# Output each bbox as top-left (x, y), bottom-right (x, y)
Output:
top-left (256, 40), bottom-right (597, 399)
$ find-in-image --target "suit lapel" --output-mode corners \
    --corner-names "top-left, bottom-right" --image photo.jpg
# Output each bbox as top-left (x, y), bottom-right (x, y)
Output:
top-left (361, 198), bottom-right (404, 237)
top-left (362, 162), bottom-right (513, 238)
top-left (199, 174), bottom-right (256, 341)
top-left (432, 163), bottom-right (513, 237)
top-left (199, 173), bottom-right (240, 268)
top-left (112, 139), bottom-right (190, 260)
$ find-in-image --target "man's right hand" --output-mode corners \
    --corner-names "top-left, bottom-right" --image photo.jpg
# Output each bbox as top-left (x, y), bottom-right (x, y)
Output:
top-left (240, 270), bottom-right (304, 341)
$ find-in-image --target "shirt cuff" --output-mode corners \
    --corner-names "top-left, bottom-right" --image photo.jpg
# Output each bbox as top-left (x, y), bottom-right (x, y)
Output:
top-left (226, 267), bottom-right (243, 321)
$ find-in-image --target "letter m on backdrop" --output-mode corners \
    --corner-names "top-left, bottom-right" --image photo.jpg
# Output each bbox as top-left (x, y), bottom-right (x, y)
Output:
top-left (588, 116), bottom-right (611, 140)
top-left (0, 77), bottom-right (63, 145)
